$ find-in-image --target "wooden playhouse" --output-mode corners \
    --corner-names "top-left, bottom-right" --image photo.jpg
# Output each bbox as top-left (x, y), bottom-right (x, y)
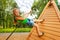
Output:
top-left (26, 0), bottom-right (60, 40)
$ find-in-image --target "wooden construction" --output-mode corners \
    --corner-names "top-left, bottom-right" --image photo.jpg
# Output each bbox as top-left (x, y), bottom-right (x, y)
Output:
top-left (26, 0), bottom-right (60, 40)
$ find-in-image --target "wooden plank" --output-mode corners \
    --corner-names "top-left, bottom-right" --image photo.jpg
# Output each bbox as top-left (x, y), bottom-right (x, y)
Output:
top-left (39, 27), bottom-right (60, 37)
top-left (44, 20), bottom-right (59, 22)
top-left (44, 10), bottom-right (56, 13)
top-left (40, 29), bottom-right (60, 40)
top-left (43, 22), bottom-right (60, 25)
top-left (45, 11), bottom-right (56, 15)
top-left (45, 13), bottom-right (57, 15)
top-left (52, 0), bottom-right (60, 21)
top-left (44, 18), bottom-right (59, 21)
top-left (40, 16), bottom-right (59, 22)
top-left (45, 17), bottom-right (58, 19)
top-left (40, 36), bottom-right (55, 40)
top-left (39, 25), bottom-right (60, 33)
top-left (39, 23), bottom-right (60, 29)
top-left (45, 12), bottom-right (57, 15)
top-left (45, 15), bottom-right (57, 17)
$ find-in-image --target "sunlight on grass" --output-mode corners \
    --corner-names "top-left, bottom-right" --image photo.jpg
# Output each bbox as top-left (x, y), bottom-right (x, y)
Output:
top-left (0, 28), bottom-right (32, 33)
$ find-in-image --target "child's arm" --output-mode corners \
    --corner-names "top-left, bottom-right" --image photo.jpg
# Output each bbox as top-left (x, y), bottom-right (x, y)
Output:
top-left (16, 17), bottom-right (25, 20)
top-left (34, 19), bottom-right (45, 23)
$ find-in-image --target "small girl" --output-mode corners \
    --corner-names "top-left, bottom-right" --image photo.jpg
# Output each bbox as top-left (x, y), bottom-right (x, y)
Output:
top-left (13, 8), bottom-right (44, 36)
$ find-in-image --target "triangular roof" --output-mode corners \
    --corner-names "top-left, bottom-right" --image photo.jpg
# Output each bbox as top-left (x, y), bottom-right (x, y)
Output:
top-left (26, 0), bottom-right (60, 40)
top-left (39, 0), bottom-right (60, 21)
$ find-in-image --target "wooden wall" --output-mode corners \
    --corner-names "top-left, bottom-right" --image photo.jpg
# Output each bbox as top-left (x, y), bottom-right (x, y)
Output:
top-left (26, 1), bottom-right (60, 40)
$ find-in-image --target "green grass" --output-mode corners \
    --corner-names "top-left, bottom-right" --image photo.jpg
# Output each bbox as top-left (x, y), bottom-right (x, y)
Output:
top-left (0, 28), bottom-right (32, 33)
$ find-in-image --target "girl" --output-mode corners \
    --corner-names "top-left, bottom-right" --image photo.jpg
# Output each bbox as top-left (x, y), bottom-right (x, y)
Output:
top-left (13, 8), bottom-right (44, 36)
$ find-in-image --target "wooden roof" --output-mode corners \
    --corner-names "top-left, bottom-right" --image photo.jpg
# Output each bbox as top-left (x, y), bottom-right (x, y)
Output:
top-left (26, 0), bottom-right (60, 40)
top-left (39, 0), bottom-right (60, 21)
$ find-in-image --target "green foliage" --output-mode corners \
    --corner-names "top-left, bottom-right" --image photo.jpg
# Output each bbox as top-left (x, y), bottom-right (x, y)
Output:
top-left (0, 0), bottom-right (16, 28)
top-left (32, 0), bottom-right (49, 18)
top-left (0, 28), bottom-right (32, 33)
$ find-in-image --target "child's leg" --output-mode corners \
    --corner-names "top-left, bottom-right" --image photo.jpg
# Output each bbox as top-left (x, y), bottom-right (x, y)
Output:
top-left (34, 23), bottom-right (44, 36)
top-left (27, 19), bottom-right (44, 36)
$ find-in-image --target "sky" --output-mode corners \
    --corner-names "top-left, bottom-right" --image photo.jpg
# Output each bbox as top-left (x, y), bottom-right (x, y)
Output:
top-left (15, 0), bottom-right (36, 19)
top-left (58, 0), bottom-right (60, 2)
top-left (15, 0), bottom-right (60, 13)
top-left (15, 0), bottom-right (34, 14)
top-left (58, 0), bottom-right (60, 5)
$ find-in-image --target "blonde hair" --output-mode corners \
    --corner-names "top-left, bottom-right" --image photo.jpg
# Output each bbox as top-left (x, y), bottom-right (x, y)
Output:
top-left (13, 8), bottom-right (18, 13)
top-left (13, 8), bottom-right (20, 16)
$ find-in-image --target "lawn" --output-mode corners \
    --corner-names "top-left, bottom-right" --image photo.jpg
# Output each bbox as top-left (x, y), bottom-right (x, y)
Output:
top-left (0, 28), bottom-right (32, 33)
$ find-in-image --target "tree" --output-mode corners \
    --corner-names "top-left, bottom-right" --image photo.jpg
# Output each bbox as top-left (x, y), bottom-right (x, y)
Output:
top-left (0, 0), bottom-right (17, 28)
top-left (32, 0), bottom-right (58, 18)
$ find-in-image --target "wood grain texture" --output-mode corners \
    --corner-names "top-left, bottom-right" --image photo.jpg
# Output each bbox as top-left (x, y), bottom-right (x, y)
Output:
top-left (26, 0), bottom-right (60, 40)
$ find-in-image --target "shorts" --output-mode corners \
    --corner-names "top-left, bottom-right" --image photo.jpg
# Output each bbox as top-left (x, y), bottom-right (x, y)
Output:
top-left (17, 18), bottom-right (34, 26)
top-left (27, 18), bottom-right (34, 26)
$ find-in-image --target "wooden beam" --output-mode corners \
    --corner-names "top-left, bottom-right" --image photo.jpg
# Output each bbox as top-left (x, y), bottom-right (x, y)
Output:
top-left (52, 0), bottom-right (60, 21)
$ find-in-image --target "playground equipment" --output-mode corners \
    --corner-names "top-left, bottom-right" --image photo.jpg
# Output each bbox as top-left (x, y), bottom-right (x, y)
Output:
top-left (26, 0), bottom-right (60, 40)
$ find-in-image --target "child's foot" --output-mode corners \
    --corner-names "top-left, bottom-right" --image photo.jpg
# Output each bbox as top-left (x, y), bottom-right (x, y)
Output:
top-left (40, 19), bottom-right (45, 23)
top-left (38, 32), bottom-right (44, 37)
